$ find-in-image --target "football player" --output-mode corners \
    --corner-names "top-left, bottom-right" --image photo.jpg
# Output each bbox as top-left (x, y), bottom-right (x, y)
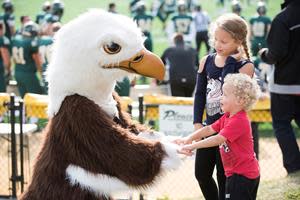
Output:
top-left (39, 22), bottom-right (61, 93)
top-left (51, 0), bottom-right (64, 22)
top-left (166, 0), bottom-right (195, 46)
top-left (1, 0), bottom-right (15, 40)
top-left (249, 1), bottom-right (271, 56)
top-left (132, 1), bottom-right (154, 85)
top-left (231, 0), bottom-right (242, 16)
top-left (133, 1), bottom-right (153, 51)
top-left (0, 22), bottom-right (11, 92)
top-left (152, 0), bottom-right (176, 29)
top-left (36, 1), bottom-right (52, 25)
top-left (15, 16), bottom-right (31, 35)
top-left (11, 21), bottom-right (44, 97)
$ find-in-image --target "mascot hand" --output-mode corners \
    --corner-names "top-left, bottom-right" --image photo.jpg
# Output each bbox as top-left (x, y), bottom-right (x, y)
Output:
top-left (160, 141), bottom-right (182, 170)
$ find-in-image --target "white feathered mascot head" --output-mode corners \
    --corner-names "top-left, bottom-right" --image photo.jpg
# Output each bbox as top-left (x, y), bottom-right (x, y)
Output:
top-left (47, 9), bottom-right (164, 117)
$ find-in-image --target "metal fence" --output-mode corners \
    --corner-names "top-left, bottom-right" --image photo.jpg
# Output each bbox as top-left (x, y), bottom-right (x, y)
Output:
top-left (0, 93), bottom-right (299, 200)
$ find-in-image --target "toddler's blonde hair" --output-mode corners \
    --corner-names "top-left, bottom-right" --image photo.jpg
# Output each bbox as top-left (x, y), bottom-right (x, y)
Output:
top-left (224, 73), bottom-right (260, 111)
top-left (209, 13), bottom-right (251, 59)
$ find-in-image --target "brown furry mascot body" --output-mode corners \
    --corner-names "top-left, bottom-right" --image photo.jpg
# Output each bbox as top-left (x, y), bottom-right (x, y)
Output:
top-left (21, 94), bottom-right (168, 200)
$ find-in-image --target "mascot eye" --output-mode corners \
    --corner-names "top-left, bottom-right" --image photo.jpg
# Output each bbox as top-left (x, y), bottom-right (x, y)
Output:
top-left (103, 42), bottom-right (121, 54)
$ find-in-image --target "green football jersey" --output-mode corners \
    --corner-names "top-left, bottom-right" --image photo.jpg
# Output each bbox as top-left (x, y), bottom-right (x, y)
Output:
top-left (133, 13), bottom-right (153, 33)
top-left (12, 35), bottom-right (39, 73)
top-left (1, 13), bottom-right (15, 40)
top-left (38, 36), bottom-right (53, 71)
top-left (250, 15), bottom-right (271, 40)
top-left (0, 36), bottom-right (10, 73)
top-left (171, 14), bottom-right (193, 34)
top-left (36, 12), bottom-right (47, 25)
top-left (0, 16), bottom-right (6, 38)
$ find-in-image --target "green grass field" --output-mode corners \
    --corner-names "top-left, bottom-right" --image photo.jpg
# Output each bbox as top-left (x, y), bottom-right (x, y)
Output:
top-left (13, 0), bottom-right (283, 57)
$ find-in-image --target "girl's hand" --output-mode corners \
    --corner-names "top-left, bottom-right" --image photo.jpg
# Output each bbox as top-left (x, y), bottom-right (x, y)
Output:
top-left (173, 136), bottom-right (193, 145)
top-left (173, 137), bottom-right (188, 145)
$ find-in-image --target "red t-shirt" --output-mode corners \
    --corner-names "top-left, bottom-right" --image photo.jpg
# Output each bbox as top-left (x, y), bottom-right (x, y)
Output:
top-left (211, 110), bottom-right (260, 179)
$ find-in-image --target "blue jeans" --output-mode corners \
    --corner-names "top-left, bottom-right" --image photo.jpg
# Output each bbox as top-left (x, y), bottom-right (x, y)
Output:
top-left (271, 93), bottom-right (300, 173)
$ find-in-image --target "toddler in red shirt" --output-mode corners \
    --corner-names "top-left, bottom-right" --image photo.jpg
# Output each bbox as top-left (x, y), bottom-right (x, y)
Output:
top-left (175, 73), bottom-right (261, 200)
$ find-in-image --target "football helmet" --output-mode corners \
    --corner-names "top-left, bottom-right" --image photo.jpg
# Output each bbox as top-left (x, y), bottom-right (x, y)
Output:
top-left (42, 1), bottom-right (51, 12)
top-left (177, 0), bottom-right (187, 13)
top-left (2, 0), bottom-right (13, 13)
top-left (51, 0), bottom-right (64, 18)
top-left (257, 1), bottom-right (267, 15)
top-left (231, 0), bottom-right (242, 14)
top-left (135, 1), bottom-right (146, 14)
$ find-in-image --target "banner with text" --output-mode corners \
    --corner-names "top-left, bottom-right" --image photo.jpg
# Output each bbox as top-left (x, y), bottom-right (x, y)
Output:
top-left (159, 105), bottom-right (194, 137)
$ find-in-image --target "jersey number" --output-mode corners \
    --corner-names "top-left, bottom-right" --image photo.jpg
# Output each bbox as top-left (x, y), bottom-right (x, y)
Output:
top-left (252, 22), bottom-right (266, 37)
top-left (175, 19), bottom-right (191, 34)
top-left (12, 47), bottom-right (26, 65)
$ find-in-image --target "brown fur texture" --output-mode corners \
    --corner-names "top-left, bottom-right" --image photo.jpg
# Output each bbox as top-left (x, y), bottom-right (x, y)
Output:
top-left (20, 94), bottom-right (166, 200)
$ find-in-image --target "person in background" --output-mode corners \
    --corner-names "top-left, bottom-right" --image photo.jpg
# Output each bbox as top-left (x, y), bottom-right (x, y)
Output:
top-left (1, 0), bottom-right (15, 41)
top-left (193, 5), bottom-right (210, 55)
top-left (36, 1), bottom-right (52, 25)
top-left (249, 1), bottom-right (271, 56)
top-left (152, 0), bottom-right (176, 30)
top-left (259, 0), bottom-right (300, 174)
top-left (176, 73), bottom-right (260, 200)
top-left (129, 0), bottom-right (140, 15)
top-left (166, 0), bottom-right (195, 46)
top-left (108, 2), bottom-right (117, 14)
top-left (15, 16), bottom-right (31, 35)
top-left (192, 13), bottom-right (254, 200)
top-left (12, 21), bottom-right (44, 97)
top-left (51, 0), bottom-right (64, 22)
top-left (133, 1), bottom-right (153, 52)
top-left (161, 33), bottom-right (198, 97)
top-left (231, 0), bottom-right (242, 17)
top-left (0, 22), bottom-right (11, 92)
top-left (43, 0), bottom-right (64, 26)
top-left (133, 1), bottom-right (154, 84)
top-left (39, 22), bottom-right (61, 93)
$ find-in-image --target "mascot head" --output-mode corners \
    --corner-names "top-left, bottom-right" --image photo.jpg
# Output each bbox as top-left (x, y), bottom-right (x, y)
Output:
top-left (47, 9), bottom-right (164, 117)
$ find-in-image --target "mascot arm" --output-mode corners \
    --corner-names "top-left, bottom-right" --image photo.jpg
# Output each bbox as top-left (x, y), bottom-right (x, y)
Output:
top-left (64, 95), bottom-right (179, 187)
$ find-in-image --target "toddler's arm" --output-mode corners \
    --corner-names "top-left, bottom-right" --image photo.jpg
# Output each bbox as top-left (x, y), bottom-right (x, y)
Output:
top-left (189, 125), bottom-right (216, 142)
top-left (182, 134), bottom-right (226, 152)
top-left (173, 125), bottom-right (216, 145)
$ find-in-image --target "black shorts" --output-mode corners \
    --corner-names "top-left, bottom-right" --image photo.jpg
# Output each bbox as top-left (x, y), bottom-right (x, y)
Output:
top-left (225, 174), bottom-right (260, 200)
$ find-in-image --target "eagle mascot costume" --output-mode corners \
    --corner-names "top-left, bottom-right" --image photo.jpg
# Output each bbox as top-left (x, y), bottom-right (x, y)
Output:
top-left (20, 10), bottom-right (181, 200)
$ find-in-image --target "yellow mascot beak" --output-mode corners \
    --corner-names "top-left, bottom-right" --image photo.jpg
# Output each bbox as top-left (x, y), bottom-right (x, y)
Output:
top-left (117, 49), bottom-right (165, 81)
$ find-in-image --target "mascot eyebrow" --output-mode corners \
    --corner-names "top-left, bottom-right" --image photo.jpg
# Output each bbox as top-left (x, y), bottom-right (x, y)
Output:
top-left (20, 9), bottom-right (181, 200)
